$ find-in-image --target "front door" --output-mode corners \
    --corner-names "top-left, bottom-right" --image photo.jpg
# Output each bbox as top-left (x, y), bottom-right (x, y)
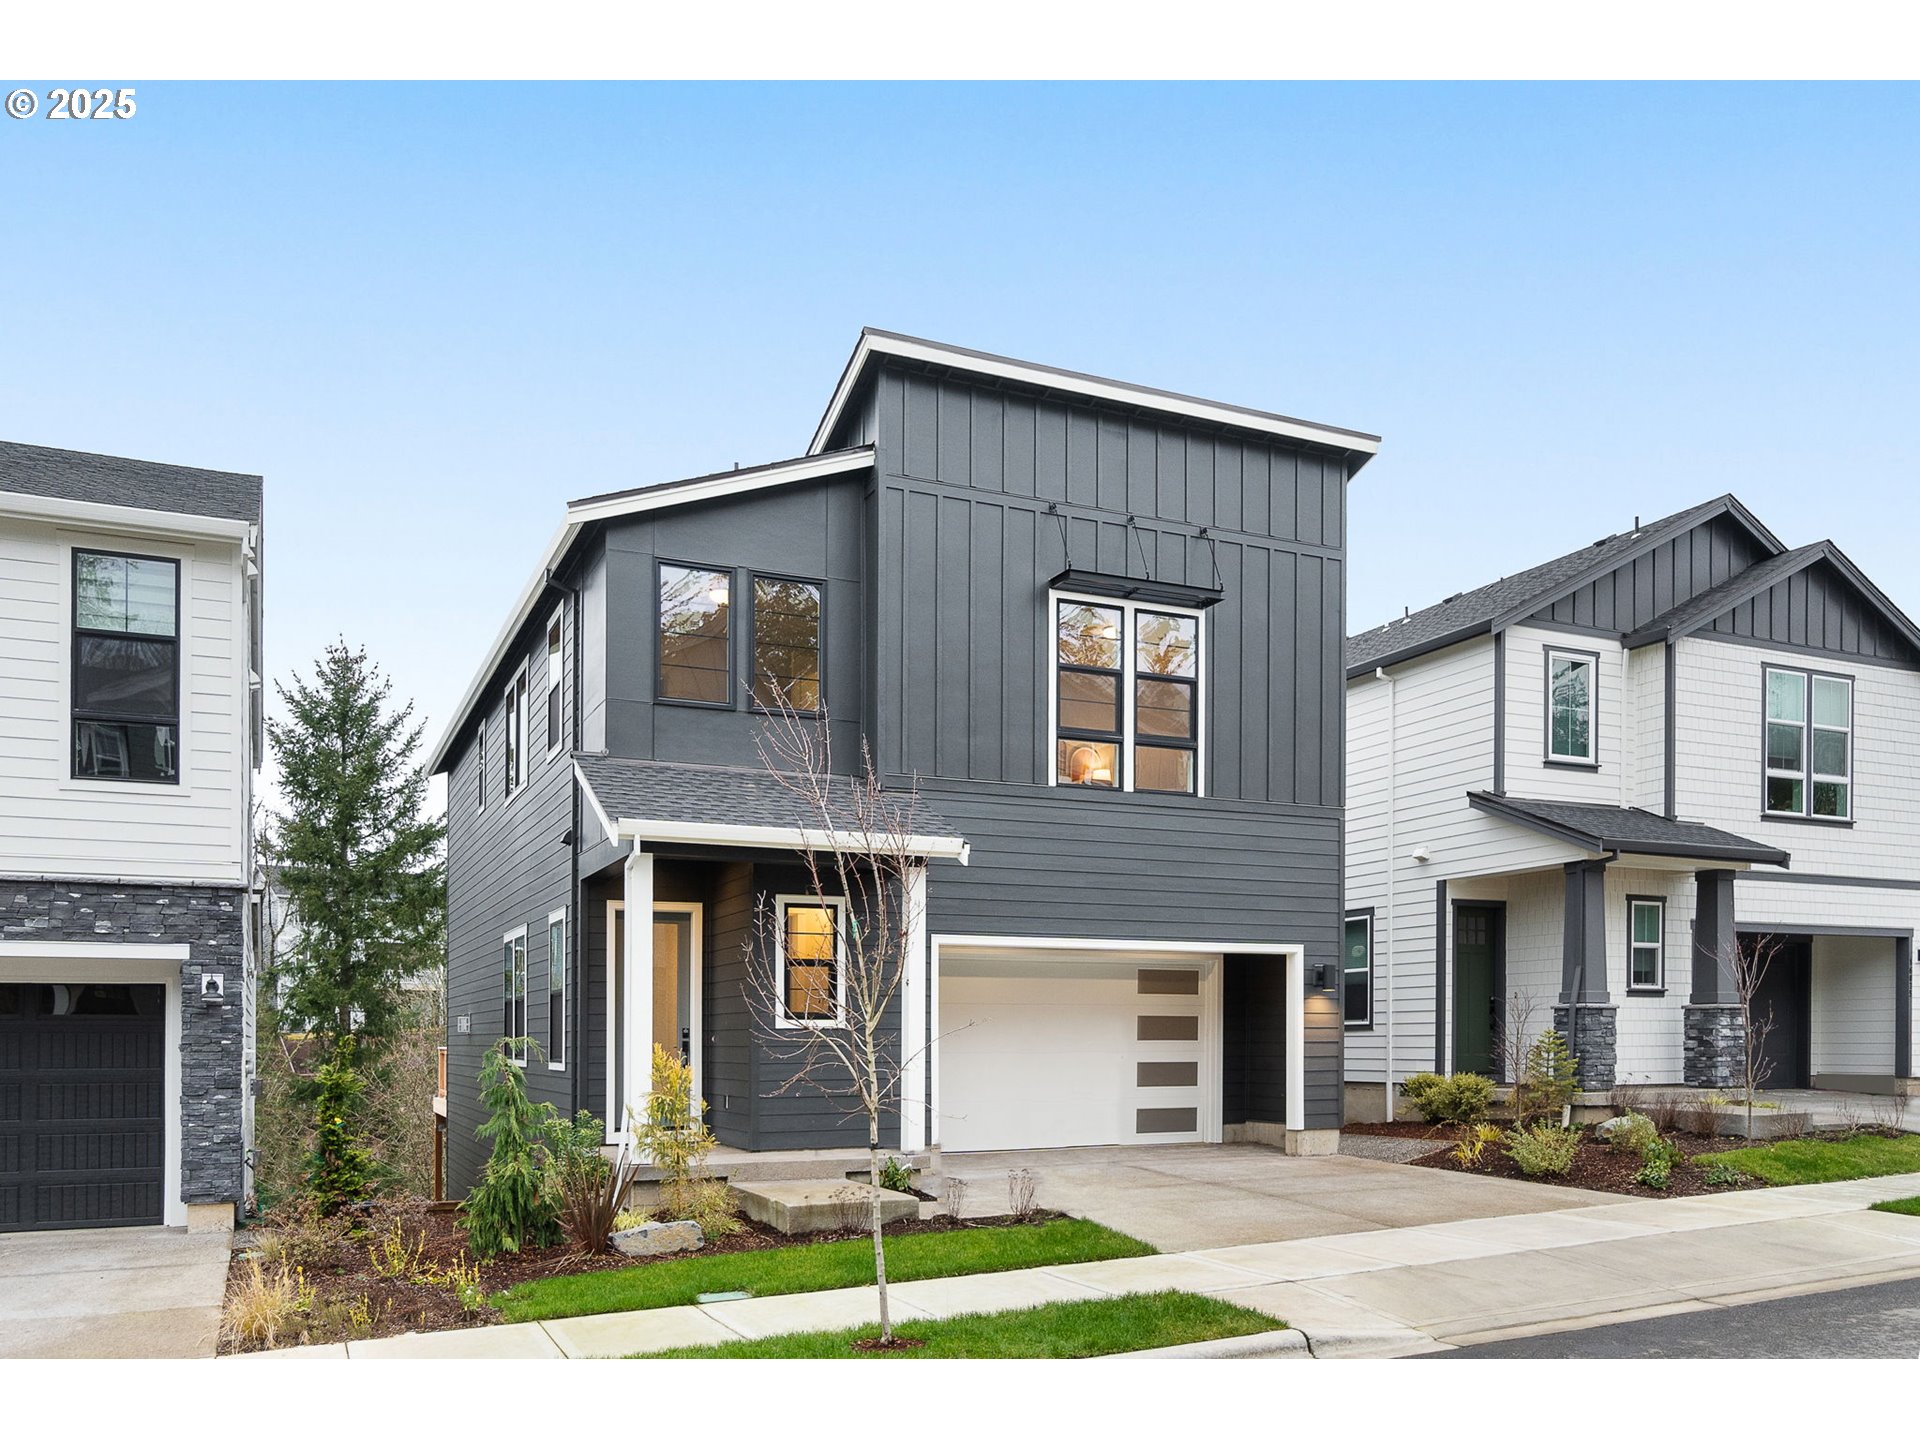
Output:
top-left (607, 901), bottom-right (703, 1133)
top-left (1453, 904), bottom-right (1503, 1078)
top-left (1750, 936), bottom-right (1811, 1090)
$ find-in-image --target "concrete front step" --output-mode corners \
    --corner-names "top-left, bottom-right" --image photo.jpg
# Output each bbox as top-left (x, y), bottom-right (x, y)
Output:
top-left (733, 1178), bottom-right (920, 1235)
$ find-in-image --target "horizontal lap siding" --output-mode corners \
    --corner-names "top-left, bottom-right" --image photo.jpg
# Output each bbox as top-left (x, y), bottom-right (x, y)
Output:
top-left (1502, 625), bottom-right (1628, 805)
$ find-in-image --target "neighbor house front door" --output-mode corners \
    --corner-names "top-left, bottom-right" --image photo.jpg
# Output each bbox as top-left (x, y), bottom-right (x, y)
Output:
top-left (1453, 904), bottom-right (1504, 1078)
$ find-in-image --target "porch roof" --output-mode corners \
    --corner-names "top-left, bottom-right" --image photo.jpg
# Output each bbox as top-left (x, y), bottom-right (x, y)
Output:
top-left (574, 753), bottom-right (970, 863)
top-left (1466, 791), bottom-right (1792, 867)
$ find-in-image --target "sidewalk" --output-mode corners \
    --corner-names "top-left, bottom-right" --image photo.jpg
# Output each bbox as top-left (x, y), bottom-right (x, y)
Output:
top-left (229, 1173), bottom-right (1920, 1359)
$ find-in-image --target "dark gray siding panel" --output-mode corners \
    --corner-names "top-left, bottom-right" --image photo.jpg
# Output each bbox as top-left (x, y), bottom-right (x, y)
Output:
top-left (1707, 558), bottom-right (1920, 666)
top-left (1527, 514), bottom-right (1770, 635)
top-left (704, 862), bottom-right (754, 1149)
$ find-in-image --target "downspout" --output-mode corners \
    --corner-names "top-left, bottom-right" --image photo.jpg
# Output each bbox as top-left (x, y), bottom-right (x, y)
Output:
top-left (1376, 666), bottom-right (1397, 1121)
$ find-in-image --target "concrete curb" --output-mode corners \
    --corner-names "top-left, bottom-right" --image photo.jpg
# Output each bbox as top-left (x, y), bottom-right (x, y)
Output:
top-left (1100, 1328), bottom-right (1310, 1359)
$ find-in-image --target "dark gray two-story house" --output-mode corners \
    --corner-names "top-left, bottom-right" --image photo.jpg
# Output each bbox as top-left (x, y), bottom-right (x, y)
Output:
top-left (429, 331), bottom-right (1378, 1191)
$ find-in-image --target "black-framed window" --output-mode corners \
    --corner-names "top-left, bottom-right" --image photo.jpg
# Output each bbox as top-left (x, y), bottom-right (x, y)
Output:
top-left (547, 909), bottom-right (567, 1069)
top-left (1055, 600), bottom-right (1124, 788)
top-left (1545, 646), bottom-right (1597, 765)
top-left (659, 563), bottom-right (732, 704)
top-left (1135, 610), bottom-right (1198, 794)
top-left (503, 927), bottom-right (528, 1058)
top-left (779, 897), bottom-right (842, 1026)
top-left (1344, 912), bottom-right (1373, 1028)
top-left (503, 664), bottom-right (528, 798)
top-left (72, 548), bottom-right (181, 783)
top-left (1628, 897), bottom-right (1664, 991)
top-left (751, 576), bottom-right (822, 713)
top-left (1765, 665), bottom-right (1852, 820)
top-left (545, 612), bottom-right (564, 756)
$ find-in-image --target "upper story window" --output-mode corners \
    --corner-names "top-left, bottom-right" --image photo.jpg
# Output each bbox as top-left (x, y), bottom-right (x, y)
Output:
top-left (502, 925), bottom-right (528, 1061)
top-left (1628, 897), bottom-right (1664, 991)
top-left (545, 613), bottom-right (564, 756)
top-left (1053, 596), bottom-right (1202, 795)
top-left (751, 576), bottom-right (822, 713)
top-left (1344, 913), bottom-right (1373, 1029)
top-left (503, 663), bottom-right (528, 798)
top-left (777, 896), bottom-right (844, 1027)
top-left (72, 548), bottom-right (180, 783)
top-left (476, 725), bottom-right (486, 812)
top-left (1765, 666), bottom-right (1851, 820)
top-left (659, 564), bottom-right (731, 705)
top-left (1544, 647), bottom-right (1598, 765)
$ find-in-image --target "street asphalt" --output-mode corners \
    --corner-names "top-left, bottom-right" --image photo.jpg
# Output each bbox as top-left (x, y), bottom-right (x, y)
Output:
top-left (1430, 1275), bottom-right (1920, 1358)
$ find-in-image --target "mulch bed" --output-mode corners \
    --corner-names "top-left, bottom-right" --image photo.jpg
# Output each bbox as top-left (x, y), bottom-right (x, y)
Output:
top-left (1343, 1120), bottom-right (1767, 1198)
top-left (220, 1195), bottom-right (1056, 1354)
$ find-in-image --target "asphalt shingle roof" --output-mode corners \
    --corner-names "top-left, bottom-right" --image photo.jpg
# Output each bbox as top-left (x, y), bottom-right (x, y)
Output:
top-left (574, 753), bottom-right (963, 844)
top-left (0, 440), bottom-right (262, 525)
top-left (1466, 792), bottom-right (1790, 866)
top-left (1346, 495), bottom-right (1753, 673)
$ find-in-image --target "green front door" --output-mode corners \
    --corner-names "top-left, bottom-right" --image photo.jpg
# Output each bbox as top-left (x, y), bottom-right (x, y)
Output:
top-left (1452, 905), bottom-right (1500, 1077)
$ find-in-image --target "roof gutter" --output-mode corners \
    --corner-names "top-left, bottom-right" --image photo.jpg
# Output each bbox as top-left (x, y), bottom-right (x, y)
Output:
top-left (611, 817), bottom-right (970, 865)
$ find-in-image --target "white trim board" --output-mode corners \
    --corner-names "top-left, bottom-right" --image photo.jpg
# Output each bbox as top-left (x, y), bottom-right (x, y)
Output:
top-left (0, 488), bottom-right (253, 543)
top-left (809, 329), bottom-right (1382, 460)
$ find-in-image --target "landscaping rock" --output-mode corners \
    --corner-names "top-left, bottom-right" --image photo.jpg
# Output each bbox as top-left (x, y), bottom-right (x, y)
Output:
top-left (610, 1220), bottom-right (704, 1258)
top-left (1594, 1116), bottom-right (1632, 1139)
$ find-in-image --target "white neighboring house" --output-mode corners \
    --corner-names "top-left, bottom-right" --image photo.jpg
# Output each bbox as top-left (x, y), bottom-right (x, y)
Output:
top-left (1344, 494), bottom-right (1919, 1114)
top-left (0, 441), bottom-right (263, 1232)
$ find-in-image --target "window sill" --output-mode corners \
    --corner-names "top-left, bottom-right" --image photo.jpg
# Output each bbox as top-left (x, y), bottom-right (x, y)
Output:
top-left (1760, 814), bottom-right (1856, 828)
top-left (1625, 987), bottom-right (1667, 998)
top-left (1543, 757), bottom-right (1601, 770)
top-left (656, 695), bottom-right (736, 712)
top-left (1344, 1021), bottom-right (1374, 1032)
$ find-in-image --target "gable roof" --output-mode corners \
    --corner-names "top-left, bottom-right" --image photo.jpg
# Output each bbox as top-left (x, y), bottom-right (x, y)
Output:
top-left (0, 440), bottom-right (262, 527)
top-left (427, 447), bottom-right (874, 775)
top-left (809, 328), bottom-right (1382, 463)
top-left (1346, 495), bottom-right (1783, 676)
top-left (1466, 792), bottom-right (1791, 867)
top-left (1623, 539), bottom-right (1920, 659)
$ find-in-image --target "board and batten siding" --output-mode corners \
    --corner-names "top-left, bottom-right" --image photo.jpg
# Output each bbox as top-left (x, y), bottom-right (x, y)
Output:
top-left (0, 514), bottom-right (250, 885)
top-left (442, 595), bottom-right (576, 1197)
top-left (1524, 512), bottom-right (1771, 635)
top-left (1704, 558), bottom-right (1920, 666)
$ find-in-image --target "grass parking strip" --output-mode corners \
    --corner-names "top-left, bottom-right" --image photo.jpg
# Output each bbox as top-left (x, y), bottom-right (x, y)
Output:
top-left (1712, 1134), bottom-right (1920, 1187)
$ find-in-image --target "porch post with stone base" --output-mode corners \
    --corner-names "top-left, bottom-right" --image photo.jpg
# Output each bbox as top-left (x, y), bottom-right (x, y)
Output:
top-left (1684, 869), bottom-right (1746, 1088)
top-left (1554, 858), bottom-right (1616, 1090)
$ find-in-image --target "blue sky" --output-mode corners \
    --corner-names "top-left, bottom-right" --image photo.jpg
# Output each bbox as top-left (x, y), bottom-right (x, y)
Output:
top-left (3, 82), bottom-right (1915, 779)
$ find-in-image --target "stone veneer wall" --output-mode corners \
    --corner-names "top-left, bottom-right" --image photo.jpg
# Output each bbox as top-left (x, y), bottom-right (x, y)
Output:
top-left (1553, 1003), bottom-right (1617, 1091)
top-left (1683, 1005), bottom-right (1748, 1090)
top-left (2, 880), bottom-right (247, 1206)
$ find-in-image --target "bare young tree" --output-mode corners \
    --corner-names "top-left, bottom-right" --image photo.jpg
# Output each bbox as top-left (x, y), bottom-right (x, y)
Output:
top-left (742, 701), bottom-right (935, 1345)
top-left (1493, 986), bottom-right (1550, 1118)
top-left (1729, 933), bottom-right (1784, 1139)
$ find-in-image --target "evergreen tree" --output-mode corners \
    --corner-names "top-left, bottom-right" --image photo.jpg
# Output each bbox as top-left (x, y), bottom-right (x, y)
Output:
top-left (265, 641), bottom-right (446, 1044)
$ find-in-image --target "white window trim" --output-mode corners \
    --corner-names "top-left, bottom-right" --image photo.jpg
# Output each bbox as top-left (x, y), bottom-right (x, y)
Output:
top-left (1764, 665), bottom-right (1853, 821)
top-left (1046, 588), bottom-right (1207, 797)
top-left (503, 924), bottom-right (528, 1064)
top-left (503, 659), bottom-right (529, 802)
top-left (1544, 646), bottom-right (1599, 766)
top-left (774, 893), bottom-right (847, 1030)
top-left (1627, 898), bottom-right (1664, 993)
top-left (475, 723), bottom-right (486, 813)
top-left (546, 907), bottom-right (568, 1072)
top-left (1343, 911), bottom-right (1372, 1029)
top-left (544, 608), bottom-right (565, 759)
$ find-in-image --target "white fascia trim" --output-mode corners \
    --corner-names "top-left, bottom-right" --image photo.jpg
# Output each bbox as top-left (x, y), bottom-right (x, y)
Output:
top-left (616, 817), bottom-right (969, 864)
top-left (428, 448), bottom-right (875, 775)
top-left (809, 331), bottom-right (1382, 458)
top-left (0, 940), bottom-right (193, 961)
top-left (933, 934), bottom-right (1298, 957)
top-left (0, 490), bottom-right (252, 543)
top-left (574, 760), bottom-right (619, 841)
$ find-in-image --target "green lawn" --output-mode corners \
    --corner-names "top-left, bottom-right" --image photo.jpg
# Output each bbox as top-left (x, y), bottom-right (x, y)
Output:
top-left (636, 1291), bottom-right (1282, 1359)
top-left (1870, 1196), bottom-right (1920, 1217)
top-left (493, 1218), bottom-right (1154, 1322)
top-left (1711, 1133), bottom-right (1920, 1186)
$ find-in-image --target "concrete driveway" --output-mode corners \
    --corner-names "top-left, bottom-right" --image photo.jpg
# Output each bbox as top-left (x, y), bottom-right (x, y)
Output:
top-left (0, 1227), bottom-right (232, 1358)
top-left (932, 1144), bottom-right (1626, 1251)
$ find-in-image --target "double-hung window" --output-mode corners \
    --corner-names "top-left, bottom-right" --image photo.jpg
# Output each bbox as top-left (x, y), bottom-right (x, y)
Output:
top-left (503, 664), bottom-right (528, 798)
top-left (547, 909), bottom-right (567, 1069)
top-left (1628, 898), bottom-right (1665, 992)
top-left (1343, 913), bottom-right (1373, 1028)
top-left (777, 896), bottom-right (843, 1027)
top-left (545, 613), bottom-right (564, 756)
top-left (1764, 666), bottom-right (1852, 820)
top-left (1545, 647), bottom-right (1598, 765)
top-left (72, 549), bottom-right (181, 783)
top-left (659, 564), bottom-right (732, 704)
top-left (1053, 596), bottom-right (1202, 794)
top-left (751, 576), bottom-right (823, 713)
top-left (502, 927), bottom-right (528, 1059)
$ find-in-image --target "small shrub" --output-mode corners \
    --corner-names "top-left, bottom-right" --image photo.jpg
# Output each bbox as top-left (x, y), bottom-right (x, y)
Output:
top-left (424, 1253), bottom-right (487, 1314)
top-left (612, 1207), bottom-right (651, 1232)
top-left (223, 1258), bottom-right (313, 1350)
top-left (1640, 1091), bottom-right (1683, 1133)
top-left (660, 1177), bottom-right (743, 1238)
top-left (366, 1218), bottom-right (432, 1281)
top-left (1450, 1123), bottom-right (1502, 1170)
top-left (1772, 1108), bottom-right (1812, 1140)
top-left (1402, 1071), bottom-right (1496, 1125)
top-left (306, 1036), bottom-right (378, 1216)
top-left (828, 1185), bottom-right (870, 1234)
top-left (1636, 1136), bottom-right (1683, 1190)
top-left (878, 1155), bottom-right (918, 1194)
top-left (460, 1041), bottom-right (562, 1259)
top-left (631, 1045), bottom-right (714, 1187)
top-left (1604, 1110), bottom-right (1658, 1160)
top-left (940, 1175), bottom-right (970, 1224)
top-left (1516, 1030), bottom-right (1577, 1121)
top-left (545, 1109), bottom-right (640, 1254)
top-left (1504, 1121), bottom-right (1583, 1177)
top-left (254, 1205), bottom-right (349, 1271)
top-left (1007, 1167), bottom-right (1039, 1221)
top-left (1701, 1159), bottom-right (1743, 1187)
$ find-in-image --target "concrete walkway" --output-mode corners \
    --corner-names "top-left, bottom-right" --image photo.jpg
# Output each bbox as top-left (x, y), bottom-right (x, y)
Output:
top-left (0, 1226), bottom-right (232, 1359)
top-left (231, 1172), bottom-right (1920, 1359)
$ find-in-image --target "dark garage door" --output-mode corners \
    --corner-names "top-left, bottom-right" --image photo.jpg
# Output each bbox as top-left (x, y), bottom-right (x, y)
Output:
top-left (0, 983), bottom-right (165, 1231)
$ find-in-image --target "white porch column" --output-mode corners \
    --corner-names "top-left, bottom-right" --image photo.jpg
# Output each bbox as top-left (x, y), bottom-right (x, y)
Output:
top-left (1285, 946), bottom-right (1306, 1133)
top-left (900, 862), bottom-right (929, 1152)
top-left (621, 848), bottom-right (654, 1136)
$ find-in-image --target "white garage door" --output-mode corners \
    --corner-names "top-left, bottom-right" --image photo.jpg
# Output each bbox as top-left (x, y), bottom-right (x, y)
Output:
top-left (937, 952), bottom-right (1219, 1152)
